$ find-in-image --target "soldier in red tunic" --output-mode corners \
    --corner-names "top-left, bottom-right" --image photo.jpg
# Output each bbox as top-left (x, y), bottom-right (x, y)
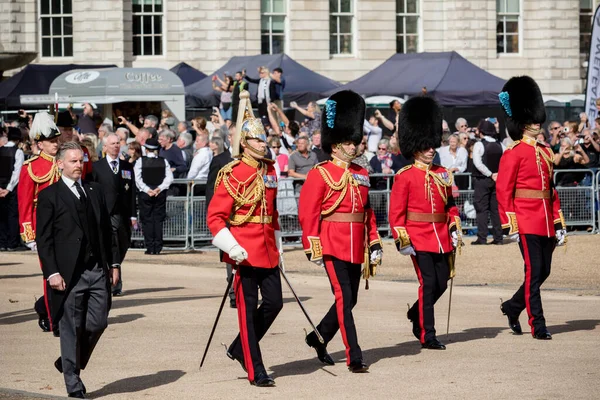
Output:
top-left (496, 76), bottom-right (566, 340)
top-left (17, 112), bottom-right (61, 332)
top-left (206, 91), bottom-right (282, 387)
top-left (299, 91), bottom-right (382, 373)
top-left (389, 96), bottom-right (461, 350)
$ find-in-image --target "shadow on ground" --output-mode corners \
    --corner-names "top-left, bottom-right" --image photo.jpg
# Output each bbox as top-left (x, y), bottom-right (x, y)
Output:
top-left (87, 370), bottom-right (185, 398)
top-left (0, 273), bottom-right (42, 280)
top-left (549, 319), bottom-right (600, 335)
top-left (108, 313), bottom-right (145, 325)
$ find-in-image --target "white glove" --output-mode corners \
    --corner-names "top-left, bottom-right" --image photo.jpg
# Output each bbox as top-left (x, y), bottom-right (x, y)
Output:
top-left (274, 230), bottom-right (283, 255)
top-left (229, 245), bottom-right (249, 263)
top-left (399, 246), bottom-right (416, 256)
top-left (555, 229), bottom-right (567, 246)
top-left (370, 249), bottom-right (383, 264)
top-left (451, 231), bottom-right (459, 248)
top-left (25, 242), bottom-right (37, 251)
top-left (506, 233), bottom-right (520, 243)
top-left (312, 259), bottom-right (325, 268)
top-left (212, 228), bottom-right (248, 264)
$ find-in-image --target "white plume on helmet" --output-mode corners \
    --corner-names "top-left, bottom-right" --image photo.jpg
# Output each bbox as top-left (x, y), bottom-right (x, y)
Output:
top-left (29, 111), bottom-right (60, 142)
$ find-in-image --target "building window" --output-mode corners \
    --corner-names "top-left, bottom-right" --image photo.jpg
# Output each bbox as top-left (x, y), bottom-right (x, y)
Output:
top-left (132, 0), bottom-right (163, 56)
top-left (40, 0), bottom-right (73, 57)
top-left (261, 0), bottom-right (286, 54)
top-left (581, 0), bottom-right (597, 55)
top-left (330, 0), bottom-right (353, 55)
top-left (496, 0), bottom-right (520, 54)
top-left (396, 0), bottom-right (419, 53)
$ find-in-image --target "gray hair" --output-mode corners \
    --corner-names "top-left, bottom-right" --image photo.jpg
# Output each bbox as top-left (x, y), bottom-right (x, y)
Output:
top-left (145, 115), bottom-right (159, 126)
top-left (98, 123), bottom-right (113, 134)
top-left (158, 129), bottom-right (176, 141)
top-left (56, 141), bottom-right (83, 161)
top-left (210, 136), bottom-right (224, 154)
top-left (116, 127), bottom-right (129, 138)
top-left (448, 133), bottom-right (460, 143)
top-left (378, 138), bottom-right (390, 148)
top-left (179, 131), bottom-right (192, 147)
top-left (102, 132), bottom-right (120, 145)
top-left (455, 118), bottom-right (467, 130)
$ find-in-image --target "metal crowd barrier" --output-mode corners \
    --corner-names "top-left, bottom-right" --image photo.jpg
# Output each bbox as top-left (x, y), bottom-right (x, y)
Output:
top-left (130, 169), bottom-right (600, 250)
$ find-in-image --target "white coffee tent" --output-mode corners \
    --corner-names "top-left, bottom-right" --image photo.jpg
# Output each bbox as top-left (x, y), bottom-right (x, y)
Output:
top-left (20, 67), bottom-right (185, 121)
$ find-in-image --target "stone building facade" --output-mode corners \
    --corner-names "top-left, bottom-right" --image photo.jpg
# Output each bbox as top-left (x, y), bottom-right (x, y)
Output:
top-left (0, 0), bottom-right (596, 96)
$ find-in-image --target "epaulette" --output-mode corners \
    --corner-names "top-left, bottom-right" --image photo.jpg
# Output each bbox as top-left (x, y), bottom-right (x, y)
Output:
top-left (506, 140), bottom-right (521, 150)
top-left (313, 160), bottom-right (328, 169)
top-left (395, 165), bottom-right (412, 175)
top-left (23, 155), bottom-right (39, 165)
top-left (214, 159), bottom-right (240, 190)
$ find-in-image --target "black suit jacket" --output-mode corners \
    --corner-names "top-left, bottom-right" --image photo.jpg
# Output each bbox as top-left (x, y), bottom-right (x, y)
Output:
top-left (88, 158), bottom-right (136, 220)
top-left (37, 179), bottom-right (113, 323)
top-left (244, 76), bottom-right (277, 103)
top-left (205, 151), bottom-right (233, 208)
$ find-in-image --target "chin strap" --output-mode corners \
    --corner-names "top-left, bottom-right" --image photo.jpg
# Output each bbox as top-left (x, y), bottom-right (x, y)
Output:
top-left (335, 143), bottom-right (356, 161)
top-left (242, 138), bottom-right (268, 159)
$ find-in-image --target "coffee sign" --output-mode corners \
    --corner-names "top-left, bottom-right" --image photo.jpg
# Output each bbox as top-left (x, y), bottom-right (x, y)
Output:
top-left (125, 72), bottom-right (163, 84)
top-left (65, 71), bottom-right (100, 84)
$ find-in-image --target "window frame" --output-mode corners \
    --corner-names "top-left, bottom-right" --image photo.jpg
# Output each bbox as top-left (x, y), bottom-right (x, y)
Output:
top-left (329, 0), bottom-right (355, 57)
top-left (132, 0), bottom-right (165, 58)
top-left (496, 0), bottom-right (522, 56)
top-left (38, 0), bottom-right (74, 59)
top-left (395, 0), bottom-right (421, 54)
top-left (580, 0), bottom-right (598, 56)
top-left (260, 0), bottom-right (287, 55)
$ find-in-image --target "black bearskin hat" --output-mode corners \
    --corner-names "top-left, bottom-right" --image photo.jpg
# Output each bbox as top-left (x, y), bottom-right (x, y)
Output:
top-left (499, 76), bottom-right (546, 141)
top-left (321, 90), bottom-right (365, 154)
top-left (56, 111), bottom-right (74, 128)
top-left (398, 96), bottom-right (442, 159)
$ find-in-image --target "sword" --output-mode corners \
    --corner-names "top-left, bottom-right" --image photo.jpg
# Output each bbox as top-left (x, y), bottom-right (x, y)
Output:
top-left (200, 269), bottom-right (236, 370)
top-left (279, 256), bottom-right (325, 344)
top-left (446, 249), bottom-right (456, 338)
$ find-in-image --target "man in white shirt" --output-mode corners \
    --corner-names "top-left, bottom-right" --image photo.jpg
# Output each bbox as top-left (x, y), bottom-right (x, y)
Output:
top-left (187, 132), bottom-right (212, 181)
top-left (363, 115), bottom-right (383, 153)
top-left (0, 127), bottom-right (24, 250)
top-left (437, 134), bottom-right (468, 173)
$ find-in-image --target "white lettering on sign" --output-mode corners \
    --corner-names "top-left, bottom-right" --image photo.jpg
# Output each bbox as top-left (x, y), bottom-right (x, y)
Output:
top-left (65, 71), bottom-right (100, 84)
top-left (124, 72), bottom-right (163, 84)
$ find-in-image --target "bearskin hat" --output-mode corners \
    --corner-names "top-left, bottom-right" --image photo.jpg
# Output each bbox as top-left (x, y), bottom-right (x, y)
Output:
top-left (56, 111), bottom-right (74, 128)
top-left (398, 96), bottom-right (443, 159)
top-left (321, 90), bottom-right (365, 154)
top-left (499, 76), bottom-right (546, 141)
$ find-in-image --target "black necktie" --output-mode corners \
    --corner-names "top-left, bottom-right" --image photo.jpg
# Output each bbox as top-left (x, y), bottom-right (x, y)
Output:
top-left (74, 181), bottom-right (86, 204)
top-left (111, 160), bottom-right (118, 174)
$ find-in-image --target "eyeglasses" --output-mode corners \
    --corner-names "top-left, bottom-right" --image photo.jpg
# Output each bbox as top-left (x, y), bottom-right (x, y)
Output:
top-left (460, 125), bottom-right (467, 128)
top-left (271, 146), bottom-right (281, 148)
top-left (360, 142), bottom-right (367, 146)
top-left (378, 147), bottom-right (387, 150)
top-left (550, 126), bottom-right (560, 130)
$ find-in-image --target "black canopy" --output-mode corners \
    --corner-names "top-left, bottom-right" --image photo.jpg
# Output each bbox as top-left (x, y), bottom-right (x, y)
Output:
top-left (170, 62), bottom-right (207, 86)
top-left (326, 52), bottom-right (506, 106)
top-left (185, 54), bottom-right (340, 108)
top-left (0, 63), bottom-right (116, 108)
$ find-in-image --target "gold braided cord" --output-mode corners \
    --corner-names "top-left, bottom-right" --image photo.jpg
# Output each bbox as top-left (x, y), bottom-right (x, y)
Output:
top-left (27, 161), bottom-right (59, 184)
top-left (318, 166), bottom-right (361, 216)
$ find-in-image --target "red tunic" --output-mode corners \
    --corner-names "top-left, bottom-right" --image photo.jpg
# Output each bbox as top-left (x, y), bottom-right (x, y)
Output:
top-left (299, 158), bottom-right (381, 264)
top-left (17, 152), bottom-right (61, 243)
top-left (207, 156), bottom-right (280, 269)
top-left (496, 135), bottom-right (564, 237)
top-left (389, 161), bottom-right (460, 254)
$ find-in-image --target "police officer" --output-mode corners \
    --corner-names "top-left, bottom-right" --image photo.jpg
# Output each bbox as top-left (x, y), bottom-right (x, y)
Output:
top-left (0, 127), bottom-right (24, 251)
top-left (133, 137), bottom-right (173, 255)
top-left (471, 120), bottom-right (505, 245)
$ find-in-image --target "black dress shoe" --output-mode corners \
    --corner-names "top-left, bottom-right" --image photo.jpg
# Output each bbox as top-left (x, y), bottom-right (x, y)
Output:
top-left (422, 339), bottom-right (446, 350)
top-left (251, 371), bottom-right (275, 387)
top-left (471, 240), bottom-right (488, 245)
top-left (68, 390), bottom-right (86, 398)
top-left (112, 290), bottom-right (123, 296)
top-left (229, 298), bottom-right (237, 308)
top-left (0, 247), bottom-right (7, 251)
top-left (490, 240), bottom-right (503, 245)
top-left (144, 250), bottom-right (152, 255)
top-left (305, 333), bottom-right (335, 365)
top-left (226, 350), bottom-right (247, 372)
top-left (407, 311), bottom-right (421, 341)
top-left (533, 330), bottom-right (552, 340)
top-left (348, 360), bottom-right (369, 373)
top-left (500, 303), bottom-right (522, 335)
top-left (54, 357), bottom-right (63, 373)
top-left (38, 317), bottom-right (51, 332)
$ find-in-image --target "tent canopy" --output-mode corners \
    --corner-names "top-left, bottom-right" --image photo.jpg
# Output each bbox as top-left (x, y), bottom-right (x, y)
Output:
top-left (0, 63), bottom-right (116, 108)
top-left (326, 52), bottom-right (506, 106)
top-left (185, 54), bottom-right (341, 108)
top-left (170, 62), bottom-right (207, 86)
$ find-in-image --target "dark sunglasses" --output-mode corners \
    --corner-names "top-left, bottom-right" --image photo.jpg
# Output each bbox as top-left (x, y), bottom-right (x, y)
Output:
top-left (271, 146), bottom-right (281, 148)
top-left (378, 147), bottom-right (387, 150)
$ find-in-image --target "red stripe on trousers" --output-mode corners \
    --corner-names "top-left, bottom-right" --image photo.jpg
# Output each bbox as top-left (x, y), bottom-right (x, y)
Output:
top-left (410, 255), bottom-right (426, 344)
top-left (234, 272), bottom-right (255, 381)
top-left (324, 257), bottom-right (351, 365)
top-left (520, 235), bottom-right (534, 335)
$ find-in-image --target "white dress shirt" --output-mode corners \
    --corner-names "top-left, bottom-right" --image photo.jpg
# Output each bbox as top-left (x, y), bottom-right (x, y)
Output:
top-left (363, 120), bottom-right (383, 153)
top-left (473, 136), bottom-right (506, 177)
top-left (187, 146), bottom-right (213, 180)
top-left (437, 146), bottom-right (468, 173)
top-left (134, 153), bottom-right (174, 194)
top-left (4, 142), bottom-right (24, 192)
top-left (106, 154), bottom-right (120, 173)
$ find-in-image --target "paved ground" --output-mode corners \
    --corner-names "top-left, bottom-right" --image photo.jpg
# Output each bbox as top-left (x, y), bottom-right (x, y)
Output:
top-left (1, 235), bottom-right (599, 399)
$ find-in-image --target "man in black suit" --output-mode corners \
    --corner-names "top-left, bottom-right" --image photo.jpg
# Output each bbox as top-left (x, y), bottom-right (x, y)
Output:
top-left (88, 133), bottom-right (136, 296)
top-left (37, 142), bottom-right (118, 399)
top-left (205, 136), bottom-right (236, 308)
